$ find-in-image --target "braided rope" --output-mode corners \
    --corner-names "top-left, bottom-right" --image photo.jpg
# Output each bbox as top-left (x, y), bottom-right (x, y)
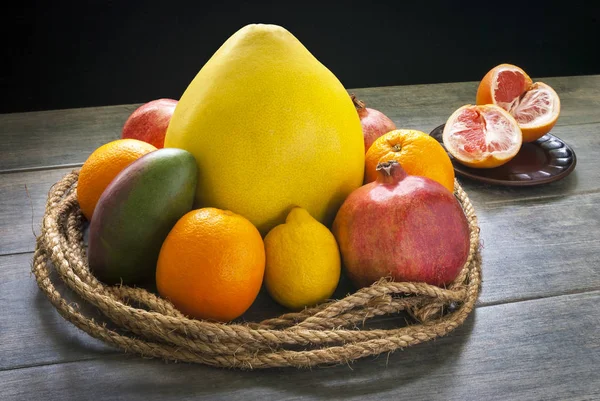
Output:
top-left (32, 170), bottom-right (482, 369)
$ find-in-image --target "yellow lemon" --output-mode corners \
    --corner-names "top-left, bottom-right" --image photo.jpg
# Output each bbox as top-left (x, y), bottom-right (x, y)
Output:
top-left (264, 207), bottom-right (341, 310)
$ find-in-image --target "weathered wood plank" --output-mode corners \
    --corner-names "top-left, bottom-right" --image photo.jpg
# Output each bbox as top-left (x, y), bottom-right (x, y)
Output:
top-left (1, 75), bottom-right (598, 172)
top-left (2, 291), bottom-right (599, 401)
top-left (0, 105), bottom-right (137, 172)
top-left (0, 121), bottom-right (597, 256)
top-left (477, 191), bottom-right (600, 305)
top-left (0, 168), bottom-right (75, 255)
top-left (0, 253), bottom-right (114, 370)
top-left (2, 193), bottom-right (599, 369)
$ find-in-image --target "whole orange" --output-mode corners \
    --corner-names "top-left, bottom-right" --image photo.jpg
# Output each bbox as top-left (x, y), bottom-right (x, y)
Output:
top-left (77, 139), bottom-right (156, 220)
top-left (156, 208), bottom-right (265, 322)
top-left (364, 129), bottom-right (455, 193)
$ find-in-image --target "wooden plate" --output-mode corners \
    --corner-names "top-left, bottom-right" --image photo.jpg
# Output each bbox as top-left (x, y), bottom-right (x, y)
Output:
top-left (429, 124), bottom-right (577, 186)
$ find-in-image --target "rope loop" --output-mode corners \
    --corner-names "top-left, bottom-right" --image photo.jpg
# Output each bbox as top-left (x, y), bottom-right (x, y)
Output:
top-left (32, 170), bottom-right (482, 369)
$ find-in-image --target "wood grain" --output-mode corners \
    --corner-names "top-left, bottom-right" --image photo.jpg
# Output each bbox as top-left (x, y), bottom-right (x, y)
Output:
top-left (477, 191), bottom-right (600, 305)
top-left (0, 168), bottom-right (75, 255)
top-left (0, 121), bottom-right (597, 256)
top-left (1, 75), bottom-right (598, 172)
top-left (0, 105), bottom-right (137, 172)
top-left (2, 291), bottom-right (598, 401)
top-left (0, 253), bottom-right (114, 370)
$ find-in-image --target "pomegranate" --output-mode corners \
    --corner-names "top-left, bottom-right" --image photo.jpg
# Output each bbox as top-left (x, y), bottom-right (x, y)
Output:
top-left (332, 161), bottom-right (470, 288)
top-left (351, 94), bottom-right (397, 153)
top-left (122, 98), bottom-right (178, 148)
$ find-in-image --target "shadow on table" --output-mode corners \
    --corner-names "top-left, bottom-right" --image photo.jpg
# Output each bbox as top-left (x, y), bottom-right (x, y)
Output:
top-left (78, 314), bottom-right (475, 400)
top-left (33, 274), bottom-right (118, 359)
top-left (194, 313), bottom-right (476, 400)
top-left (458, 167), bottom-right (580, 205)
top-left (80, 312), bottom-right (476, 400)
top-left (34, 264), bottom-right (477, 399)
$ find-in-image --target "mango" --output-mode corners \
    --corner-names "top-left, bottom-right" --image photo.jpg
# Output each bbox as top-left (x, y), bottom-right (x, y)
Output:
top-left (87, 148), bottom-right (197, 285)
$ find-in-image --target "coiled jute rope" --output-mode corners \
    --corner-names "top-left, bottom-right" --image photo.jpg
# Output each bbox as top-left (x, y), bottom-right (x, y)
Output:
top-left (32, 170), bottom-right (482, 369)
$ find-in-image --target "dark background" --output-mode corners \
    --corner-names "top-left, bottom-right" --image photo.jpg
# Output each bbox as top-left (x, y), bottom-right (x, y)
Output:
top-left (4, 1), bottom-right (599, 113)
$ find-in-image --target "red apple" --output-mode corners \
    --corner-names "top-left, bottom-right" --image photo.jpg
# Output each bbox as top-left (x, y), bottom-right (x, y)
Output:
top-left (121, 98), bottom-right (178, 148)
top-left (332, 161), bottom-right (470, 288)
top-left (351, 94), bottom-right (397, 153)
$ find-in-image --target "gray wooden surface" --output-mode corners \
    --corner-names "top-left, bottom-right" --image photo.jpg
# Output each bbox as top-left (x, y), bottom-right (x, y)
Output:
top-left (1, 75), bottom-right (599, 400)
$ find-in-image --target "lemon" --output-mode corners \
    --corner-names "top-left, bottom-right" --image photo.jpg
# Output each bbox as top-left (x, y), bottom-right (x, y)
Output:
top-left (264, 207), bottom-right (341, 310)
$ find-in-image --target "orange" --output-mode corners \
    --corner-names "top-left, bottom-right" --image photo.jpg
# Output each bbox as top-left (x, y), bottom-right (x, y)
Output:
top-left (476, 63), bottom-right (560, 142)
top-left (77, 139), bottom-right (156, 220)
top-left (442, 104), bottom-right (522, 169)
top-left (365, 129), bottom-right (455, 193)
top-left (156, 208), bottom-right (265, 322)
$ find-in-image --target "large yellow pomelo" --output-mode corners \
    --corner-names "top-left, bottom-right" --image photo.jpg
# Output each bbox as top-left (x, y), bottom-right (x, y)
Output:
top-left (165, 24), bottom-right (364, 234)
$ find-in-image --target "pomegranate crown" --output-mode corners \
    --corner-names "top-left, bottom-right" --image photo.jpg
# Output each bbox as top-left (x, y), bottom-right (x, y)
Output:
top-left (376, 160), bottom-right (399, 175)
top-left (350, 93), bottom-right (366, 110)
top-left (375, 160), bottom-right (408, 183)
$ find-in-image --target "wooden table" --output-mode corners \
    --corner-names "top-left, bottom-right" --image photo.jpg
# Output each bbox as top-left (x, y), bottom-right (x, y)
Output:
top-left (1, 75), bottom-right (599, 400)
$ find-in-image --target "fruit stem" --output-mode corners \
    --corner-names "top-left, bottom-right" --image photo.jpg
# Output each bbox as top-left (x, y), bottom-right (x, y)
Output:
top-left (350, 93), bottom-right (366, 110)
top-left (375, 161), bottom-right (407, 184)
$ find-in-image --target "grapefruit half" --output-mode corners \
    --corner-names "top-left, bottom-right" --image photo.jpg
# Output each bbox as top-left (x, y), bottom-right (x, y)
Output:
top-left (442, 104), bottom-right (523, 169)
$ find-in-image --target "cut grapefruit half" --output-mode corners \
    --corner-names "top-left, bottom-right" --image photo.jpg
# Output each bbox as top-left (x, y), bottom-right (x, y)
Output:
top-left (442, 104), bottom-right (523, 169)
top-left (476, 63), bottom-right (560, 142)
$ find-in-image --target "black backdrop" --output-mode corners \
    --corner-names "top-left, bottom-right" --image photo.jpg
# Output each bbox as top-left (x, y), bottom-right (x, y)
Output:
top-left (5, 1), bottom-right (599, 113)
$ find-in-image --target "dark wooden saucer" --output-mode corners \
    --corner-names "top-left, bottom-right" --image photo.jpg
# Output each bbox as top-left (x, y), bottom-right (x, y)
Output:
top-left (429, 124), bottom-right (577, 186)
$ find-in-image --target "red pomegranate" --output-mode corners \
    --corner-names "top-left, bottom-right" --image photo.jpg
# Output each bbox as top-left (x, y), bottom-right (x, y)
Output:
top-left (332, 161), bottom-right (470, 288)
top-left (122, 98), bottom-right (178, 148)
top-left (351, 94), bottom-right (397, 153)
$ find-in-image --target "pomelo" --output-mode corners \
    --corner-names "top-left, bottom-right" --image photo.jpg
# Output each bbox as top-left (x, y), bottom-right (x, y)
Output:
top-left (164, 24), bottom-right (365, 234)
